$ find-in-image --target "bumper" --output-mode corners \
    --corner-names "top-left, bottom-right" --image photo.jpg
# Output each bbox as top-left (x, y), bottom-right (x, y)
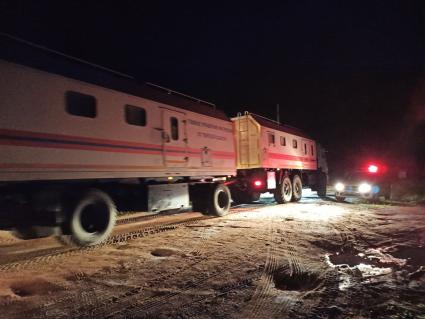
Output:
top-left (335, 185), bottom-right (379, 198)
top-left (335, 190), bottom-right (375, 198)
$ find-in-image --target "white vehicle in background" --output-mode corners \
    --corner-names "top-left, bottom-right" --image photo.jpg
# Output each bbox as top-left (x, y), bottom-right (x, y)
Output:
top-left (334, 163), bottom-right (391, 202)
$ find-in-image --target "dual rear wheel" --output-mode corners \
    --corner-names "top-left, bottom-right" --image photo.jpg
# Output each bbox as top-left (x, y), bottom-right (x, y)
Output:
top-left (274, 174), bottom-right (302, 204)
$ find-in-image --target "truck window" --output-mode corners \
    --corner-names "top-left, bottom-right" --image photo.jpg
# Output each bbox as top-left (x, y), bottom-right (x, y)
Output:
top-left (292, 139), bottom-right (298, 149)
top-left (125, 105), bottom-right (146, 127)
top-left (280, 136), bottom-right (286, 146)
top-left (268, 132), bottom-right (275, 145)
top-left (170, 117), bottom-right (179, 140)
top-left (65, 91), bottom-right (97, 118)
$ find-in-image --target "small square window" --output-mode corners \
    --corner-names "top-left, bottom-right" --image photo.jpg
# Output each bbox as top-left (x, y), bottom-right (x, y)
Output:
top-left (125, 105), bottom-right (146, 127)
top-left (66, 91), bottom-right (97, 118)
top-left (170, 117), bottom-right (179, 140)
top-left (268, 133), bottom-right (275, 145)
top-left (292, 139), bottom-right (298, 148)
top-left (280, 136), bottom-right (286, 146)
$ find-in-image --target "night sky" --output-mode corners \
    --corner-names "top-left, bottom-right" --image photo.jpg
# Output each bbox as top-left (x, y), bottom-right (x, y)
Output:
top-left (1, 1), bottom-right (425, 172)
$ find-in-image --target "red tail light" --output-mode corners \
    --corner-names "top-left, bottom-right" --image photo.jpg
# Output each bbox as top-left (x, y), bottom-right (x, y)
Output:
top-left (253, 180), bottom-right (263, 187)
top-left (368, 165), bottom-right (378, 173)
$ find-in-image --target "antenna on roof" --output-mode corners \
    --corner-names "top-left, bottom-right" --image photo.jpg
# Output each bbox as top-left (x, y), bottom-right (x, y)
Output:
top-left (0, 32), bottom-right (134, 79)
top-left (146, 82), bottom-right (216, 109)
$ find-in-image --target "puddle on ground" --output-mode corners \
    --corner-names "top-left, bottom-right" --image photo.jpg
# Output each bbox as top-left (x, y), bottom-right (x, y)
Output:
top-left (328, 251), bottom-right (368, 267)
top-left (326, 244), bottom-right (424, 290)
top-left (383, 245), bottom-right (425, 267)
top-left (325, 251), bottom-right (393, 291)
top-left (328, 249), bottom-right (407, 268)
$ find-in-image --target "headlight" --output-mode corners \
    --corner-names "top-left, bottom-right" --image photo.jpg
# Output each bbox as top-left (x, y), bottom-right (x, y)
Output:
top-left (335, 182), bottom-right (345, 192)
top-left (358, 183), bottom-right (372, 193)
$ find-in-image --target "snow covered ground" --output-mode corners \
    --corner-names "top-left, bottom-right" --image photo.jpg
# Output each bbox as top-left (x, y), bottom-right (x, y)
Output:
top-left (0, 193), bottom-right (424, 318)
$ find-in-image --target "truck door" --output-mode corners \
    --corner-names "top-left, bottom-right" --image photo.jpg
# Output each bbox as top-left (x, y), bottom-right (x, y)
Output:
top-left (161, 108), bottom-right (188, 167)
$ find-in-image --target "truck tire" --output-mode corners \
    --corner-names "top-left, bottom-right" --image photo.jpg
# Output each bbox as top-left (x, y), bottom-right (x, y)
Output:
top-left (291, 175), bottom-right (302, 202)
top-left (250, 191), bottom-right (261, 202)
top-left (317, 172), bottom-right (327, 197)
top-left (12, 226), bottom-right (56, 240)
top-left (274, 176), bottom-right (292, 204)
top-left (208, 184), bottom-right (231, 216)
top-left (335, 195), bottom-right (346, 202)
top-left (60, 189), bottom-right (117, 246)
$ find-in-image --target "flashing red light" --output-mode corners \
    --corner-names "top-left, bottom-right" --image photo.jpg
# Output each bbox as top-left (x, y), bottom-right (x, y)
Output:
top-left (368, 164), bottom-right (378, 173)
top-left (253, 180), bottom-right (263, 187)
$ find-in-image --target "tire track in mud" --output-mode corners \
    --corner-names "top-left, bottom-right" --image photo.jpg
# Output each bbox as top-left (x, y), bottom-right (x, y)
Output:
top-left (303, 217), bottom-right (365, 318)
top-left (72, 208), bottom-right (268, 319)
top-left (64, 252), bottom-right (253, 318)
top-left (238, 210), bottom-right (301, 319)
top-left (170, 278), bottom-right (254, 319)
top-left (100, 271), bottom-right (255, 319)
top-left (8, 205), bottom-right (268, 319)
top-left (0, 216), bottom-right (210, 272)
top-left (183, 204), bottom-right (268, 258)
top-left (241, 206), bottom-right (352, 319)
top-left (0, 237), bottom-right (20, 245)
top-left (242, 214), bottom-right (277, 319)
top-left (271, 222), bottom-right (332, 319)
top-left (15, 255), bottom-right (210, 319)
top-left (79, 272), bottom-right (222, 319)
top-left (0, 205), bottom-right (269, 273)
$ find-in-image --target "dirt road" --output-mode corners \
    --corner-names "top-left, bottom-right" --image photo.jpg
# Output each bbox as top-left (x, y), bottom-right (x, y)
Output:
top-left (0, 194), bottom-right (424, 318)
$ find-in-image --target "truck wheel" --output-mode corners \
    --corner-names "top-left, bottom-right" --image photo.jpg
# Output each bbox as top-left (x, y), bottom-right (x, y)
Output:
top-left (317, 172), bottom-right (327, 197)
top-left (208, 184), bottom-right (231, 216)
top-left (250, 191), bottom-right (261, 202)
top-left (335, 195), bottom-right (346, 202)
top-left (274, 176), bottom-right (292, 204)
top-left (60, 189), bottom-right (117, 246)
top-left (291, 175), bottom-right (302, 202)
top-left (12, 226), bottom-right (56, 240)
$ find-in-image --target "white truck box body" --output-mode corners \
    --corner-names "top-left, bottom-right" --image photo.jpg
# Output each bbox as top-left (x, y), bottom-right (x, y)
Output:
top-left (0, 60), bottom-right (236, 181)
